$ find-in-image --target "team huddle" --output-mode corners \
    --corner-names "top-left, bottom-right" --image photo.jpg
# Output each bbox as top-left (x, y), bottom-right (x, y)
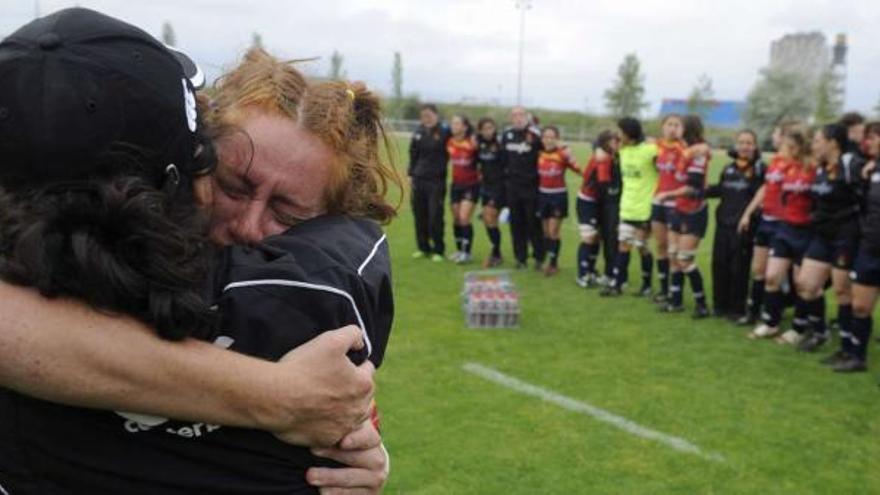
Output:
top-left (408, 107), bottom-right (880, 373)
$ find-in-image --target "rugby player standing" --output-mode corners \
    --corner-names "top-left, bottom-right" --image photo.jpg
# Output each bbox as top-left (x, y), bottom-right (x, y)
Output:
top-left (576, 131), bottom-right (620, 287)
top-left (650, 115), bottom-right (686, 304)
top-left (447, 115), bottom-right (480, 264)
top-left (600, 118), bottom-right (658, 297)
top-left (654, 115), bottom-right (712, 318)
top-left (536, 126), bottom-right (581, 276)
top-left (476, 117), bottom-right (507, 268)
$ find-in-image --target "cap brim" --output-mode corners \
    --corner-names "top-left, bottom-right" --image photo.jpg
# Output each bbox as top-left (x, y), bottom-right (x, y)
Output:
top-left (165, 44), bottom-right (205, 90)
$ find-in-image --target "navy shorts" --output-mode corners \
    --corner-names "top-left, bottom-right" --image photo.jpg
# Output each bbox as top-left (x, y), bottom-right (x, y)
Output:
top-left (670, 206), bottom-right (708, 238)
top-left (538, 192), bottom-right (569, 219)
top-left (805, 235), bottom-right (859, 270)
top-left (481, 185), bottom-right (506, 208)
top-left (450, 184), bottom-right (480, 204)
top-left (851, 247), bottom-right (880, 287)
top-left (576, 197), bottom-right (599, 228)
top-left (650, 203), bottom-right (676, 225)
top-left (770, 223), bottom-right (812, 263)
top-left (754, 218), bottom-right (780, 248)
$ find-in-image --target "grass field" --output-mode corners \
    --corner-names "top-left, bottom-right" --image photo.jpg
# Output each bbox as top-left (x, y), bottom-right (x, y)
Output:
top-left (375, 137), bottom-right (880, 494)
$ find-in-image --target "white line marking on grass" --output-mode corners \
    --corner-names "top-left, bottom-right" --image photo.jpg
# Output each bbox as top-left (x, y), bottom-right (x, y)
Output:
top-left (462, 362), bottom-right (725, 463)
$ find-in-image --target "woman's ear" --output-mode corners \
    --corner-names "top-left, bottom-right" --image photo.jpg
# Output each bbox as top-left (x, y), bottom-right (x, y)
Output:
top-left (192, 175), bottom-right (214, 210)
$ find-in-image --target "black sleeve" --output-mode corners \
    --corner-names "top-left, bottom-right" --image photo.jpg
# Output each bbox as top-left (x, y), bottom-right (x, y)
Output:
top-left (408, 130), bottom-right (420, 177)
top-left (218, 264), bottom-right (392, 367)
top-left (705, 165), bottom-right (727, 198)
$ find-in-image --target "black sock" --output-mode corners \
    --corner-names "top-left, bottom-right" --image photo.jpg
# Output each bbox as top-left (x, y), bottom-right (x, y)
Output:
top-left (640, 252), bottom-right (653, 291)
top-left (792, 296), bottom-right (811, 334)
top-left (461, 225), bottom-right (474, 254)
top-left (587, 243), bottom-right (599, 276)
top-left (453, 225), bottom-right (463, 252)
top-left (612, 251), bottom-right (630, 288)
top-left (686, 266), bottom-right (706, 307)
top-left (805, 297), bottom-right (826, 337)
top-left (577, 243), bottom-right (590, 277)
top-left (550, 239), bottom-right (560, 267)
top-left (849, 315), bottom-right (872, 360)
top-left (838, 304), bottom-right (853, 352)
top-left (670, 271), bottom-right (684, 307)
top-left (487, 227), bottom-right (501, 257)
top-left (763, 290), bottom-right (783, 328)
top-left (749, 279), bottom-right (765, 318)
top-left (657, 258), bottom-right (670, 296)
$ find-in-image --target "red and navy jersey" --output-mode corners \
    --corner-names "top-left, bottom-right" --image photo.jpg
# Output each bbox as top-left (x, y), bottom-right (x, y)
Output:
top-left (654, 139), bottom-right (687, 205)
top-left (762, 155), bottom-right (789, 220)
top-left (447, 137), bottom-right (480, 187)
top-left (674, 146), bottom-right (710, 214)
top-left (579, 153), bottom-right (611, 200)
top-left (780, 161), bottom-right (816, 226)
top-left (538, 146), bottom-right (580, 193)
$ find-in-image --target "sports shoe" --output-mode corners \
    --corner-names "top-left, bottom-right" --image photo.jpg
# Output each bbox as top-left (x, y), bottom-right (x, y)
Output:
top-left (482, 255), bottom-right (503, 269)
top-left (411, 251), bottom-right (427, 259)
top-left (831, 355), bottom-right (867, 373)
top-left (634, 286), bottom-right (652, 298)
top-left (652, 293), bottom-right (668, 305)
top-left (748, 323), bottom-right (779, 340)
top-left (575, 276), bottom-right (588, 288)
top-left (736, 314), bottom-right (758, 326)
top-left (797, 333), bottom-right (828, 353)
top-left (692, 306), bottom-right (711, 319)
top-left (775, 329), bottom-right (806, 346)
top-left (456, 253), bottom-right (472, 265)
top-left (448, 251), bottom-right (463, 262)
top-left (659, 304), bottom-right (684, 313)
top-left (430, 254), bottom-right (445, 263)
top-left (599, 286), bottom-right (622, 297)
top-left (819, 350), bottom-right (849, 366)
top-left (596, 275), bottom-right (611, 287)
top-left (544, 265), bottom-right (559, 277)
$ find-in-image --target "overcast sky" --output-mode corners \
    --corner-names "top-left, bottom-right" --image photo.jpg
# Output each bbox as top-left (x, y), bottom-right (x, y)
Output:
top-left (4, 0), bottom-right (880, 116)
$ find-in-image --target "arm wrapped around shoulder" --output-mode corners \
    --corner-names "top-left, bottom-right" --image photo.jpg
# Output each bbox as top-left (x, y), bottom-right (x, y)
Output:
top-left (0, 174), bottom-right (215, 341)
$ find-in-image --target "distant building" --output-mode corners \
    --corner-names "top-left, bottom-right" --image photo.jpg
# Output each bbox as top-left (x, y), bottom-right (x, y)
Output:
top-left (769, 32), bottom-right (830, 88)
top-left (658, 99), bottom-right (746, 129)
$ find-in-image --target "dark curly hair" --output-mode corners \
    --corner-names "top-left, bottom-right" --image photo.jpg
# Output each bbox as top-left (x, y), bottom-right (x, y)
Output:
top-left (0, 151), bottom-right (216, 341)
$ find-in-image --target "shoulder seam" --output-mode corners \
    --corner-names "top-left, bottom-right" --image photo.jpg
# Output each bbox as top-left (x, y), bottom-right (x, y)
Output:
top-left (223, 279), bottom-right (372, 357)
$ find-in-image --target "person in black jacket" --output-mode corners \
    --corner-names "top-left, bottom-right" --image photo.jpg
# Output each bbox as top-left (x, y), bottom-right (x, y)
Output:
top-left (502, 106), bottom-right (545, 269)
top-left (409, 104), bottom-right (451, 261)
top-left (707, 130), bottom-right (764, 320)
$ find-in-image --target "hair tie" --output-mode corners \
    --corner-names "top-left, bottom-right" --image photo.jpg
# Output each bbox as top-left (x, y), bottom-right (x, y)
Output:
top-left (345, 88), bottom-right (356, 101)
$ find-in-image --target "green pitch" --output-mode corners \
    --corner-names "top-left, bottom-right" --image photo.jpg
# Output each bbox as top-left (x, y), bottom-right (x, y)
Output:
top-left (376, 137), bottom-right (880, 494)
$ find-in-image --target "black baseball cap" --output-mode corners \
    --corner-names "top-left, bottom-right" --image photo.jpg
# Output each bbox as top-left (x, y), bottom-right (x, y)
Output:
top-left (0, 8), bottom-right (205, 189)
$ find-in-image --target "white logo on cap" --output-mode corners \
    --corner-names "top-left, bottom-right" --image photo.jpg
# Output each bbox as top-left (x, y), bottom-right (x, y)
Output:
top-left (182, 79), bottom-right (197, 132)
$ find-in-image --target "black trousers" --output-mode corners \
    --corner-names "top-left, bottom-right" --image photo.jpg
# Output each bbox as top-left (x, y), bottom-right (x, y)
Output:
top-left (597, 193), bottom-right (620, 278)
top-left (507, 186), bottom-right (545, 264)
top-left (411, 178), bottom-right (446, 255)
top-left (712, 224), bottom-right (753, 315)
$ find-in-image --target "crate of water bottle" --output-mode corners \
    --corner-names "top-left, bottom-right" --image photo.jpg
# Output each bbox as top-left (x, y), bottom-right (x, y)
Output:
top-left (462, 270), bottom-right (515, 298)
top-left (462, 271), bottom-right (520, 329)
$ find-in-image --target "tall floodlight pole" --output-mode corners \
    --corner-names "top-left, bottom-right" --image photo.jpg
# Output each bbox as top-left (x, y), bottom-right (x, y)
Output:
top-left (515, 0), bottom-right (532, 106)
